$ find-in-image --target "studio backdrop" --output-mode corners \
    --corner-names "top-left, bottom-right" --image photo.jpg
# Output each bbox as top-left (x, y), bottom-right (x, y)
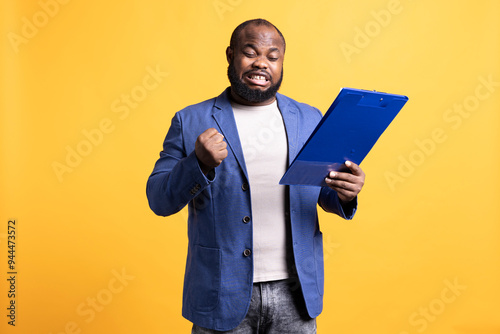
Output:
top-left (1, 1), bottom-right (499, 333)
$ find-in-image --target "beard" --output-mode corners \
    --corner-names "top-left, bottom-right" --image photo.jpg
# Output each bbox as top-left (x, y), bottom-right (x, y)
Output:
top-left (227, 61), bottom-right (283, 104)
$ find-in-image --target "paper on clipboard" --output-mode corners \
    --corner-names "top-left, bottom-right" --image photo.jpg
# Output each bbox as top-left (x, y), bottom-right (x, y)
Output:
top-left (279, 88), bottom-right (409, 186)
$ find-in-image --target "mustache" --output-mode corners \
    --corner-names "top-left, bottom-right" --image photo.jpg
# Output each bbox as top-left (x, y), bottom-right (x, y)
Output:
top-left (227, 62), bottom-right (284, 103)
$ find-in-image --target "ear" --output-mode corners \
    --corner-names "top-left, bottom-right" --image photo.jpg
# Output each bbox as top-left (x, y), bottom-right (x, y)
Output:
top-left (226, 46), bottom-right (233, 64)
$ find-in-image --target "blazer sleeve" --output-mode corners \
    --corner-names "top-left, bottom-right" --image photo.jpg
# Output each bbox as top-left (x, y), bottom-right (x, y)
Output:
top-left (317, 186), bottom-right (357, 220)
top-left (146, 112), bottom-right (215, 217)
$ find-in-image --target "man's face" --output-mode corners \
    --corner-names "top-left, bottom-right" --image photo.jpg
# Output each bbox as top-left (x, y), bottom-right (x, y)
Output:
top-left (226, 24), bottom-right (285, 106)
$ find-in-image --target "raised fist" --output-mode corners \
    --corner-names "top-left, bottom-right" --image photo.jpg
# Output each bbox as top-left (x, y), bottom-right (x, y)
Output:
top-left (195, 128), bottom-right (228, 175)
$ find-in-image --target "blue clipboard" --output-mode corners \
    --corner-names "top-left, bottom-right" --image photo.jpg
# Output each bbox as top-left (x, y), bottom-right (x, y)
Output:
top-left (279, 88), bottom-right (408, 186)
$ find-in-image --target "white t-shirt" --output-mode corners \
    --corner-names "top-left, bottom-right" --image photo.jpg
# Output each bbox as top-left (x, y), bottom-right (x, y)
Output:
top-left (231, 100), bottom-right (292, 282)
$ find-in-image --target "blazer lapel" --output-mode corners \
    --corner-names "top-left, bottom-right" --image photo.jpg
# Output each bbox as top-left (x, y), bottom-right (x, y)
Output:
top-left (276, 93), bottom-right (299, 166)
top-left (211, 90), bottom-right (300, 178)
top-left (212, 89), bottom-right (249, 180)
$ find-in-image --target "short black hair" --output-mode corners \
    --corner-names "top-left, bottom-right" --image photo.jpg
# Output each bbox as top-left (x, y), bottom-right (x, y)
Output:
top-left (229, 19), bottom-right (286, 52)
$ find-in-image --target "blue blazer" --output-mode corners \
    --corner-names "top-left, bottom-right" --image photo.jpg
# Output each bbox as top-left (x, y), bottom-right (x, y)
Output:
top-left (146, 88), bottom-right (356, 331)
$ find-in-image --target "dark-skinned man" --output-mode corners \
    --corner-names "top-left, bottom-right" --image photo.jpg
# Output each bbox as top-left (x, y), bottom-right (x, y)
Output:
top-left (147, 18), bottom-right (365, 334)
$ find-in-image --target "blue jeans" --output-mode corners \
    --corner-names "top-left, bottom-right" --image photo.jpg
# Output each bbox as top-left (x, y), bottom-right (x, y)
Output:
top-left (191, 279), bottom-right (317, 334)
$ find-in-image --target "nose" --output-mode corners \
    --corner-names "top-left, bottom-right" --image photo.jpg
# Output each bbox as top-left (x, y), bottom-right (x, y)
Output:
top-left (252, 55), bottom-right (268, 69)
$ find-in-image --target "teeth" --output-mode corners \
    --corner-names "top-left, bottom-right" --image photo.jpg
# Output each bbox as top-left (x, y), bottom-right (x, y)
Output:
top-left (250, 75), bottom-right (266, 81)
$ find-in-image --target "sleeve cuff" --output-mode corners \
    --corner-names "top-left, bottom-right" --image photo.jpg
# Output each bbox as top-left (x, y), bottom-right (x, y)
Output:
top-left (339, 196), bottom-right (357, 220)
top-left (318, 187), bottom-right (357, 220)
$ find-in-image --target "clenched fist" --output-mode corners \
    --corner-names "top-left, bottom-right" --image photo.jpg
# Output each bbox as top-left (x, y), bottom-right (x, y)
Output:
top-left (195, 128), bottom-right (228, 175)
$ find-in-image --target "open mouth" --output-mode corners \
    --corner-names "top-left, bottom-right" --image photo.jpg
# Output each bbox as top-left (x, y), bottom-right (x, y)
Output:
top-left (245, 72), bottom-right (270, 87)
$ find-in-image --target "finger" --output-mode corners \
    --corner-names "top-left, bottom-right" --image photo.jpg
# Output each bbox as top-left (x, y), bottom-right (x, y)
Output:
top-left (214, 132), bottom-right (225, 143)
top-left (204, 127), bottom-right (219, 136)
top-left (200, 128), bottom-right (220, 141)
top-left (325, 180), bottom-right (356, 198)
top-left (219, 148), bottom-right (228, 160)
top-left (206, 130), bottom-right (224, 144)
top-left (325, 178), bottom-right (357, 192)
top-left (344, 160), bottom-right (363, 176)
top-left (214, 147), bottom-right (228, 165)
top-left (198, 129), bottom-right (216, 143)
top-left (327, 170), bottom-right (357, 183)
top-left (215, 141), bottom-right (227, 152)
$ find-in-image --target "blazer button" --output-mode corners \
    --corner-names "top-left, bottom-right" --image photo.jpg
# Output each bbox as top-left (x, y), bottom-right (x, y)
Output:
top-left (243, 249), bottom-right (252, 257)
top-left (241, 183), bottom-right (249, 191)
top-left (242, 216), bottom-right (251, 224)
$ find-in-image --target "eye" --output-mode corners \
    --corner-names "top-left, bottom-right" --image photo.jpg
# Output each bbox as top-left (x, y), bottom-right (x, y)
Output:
top-left (242, 49), bottom-right (256, 57)
top-left (268, 52), bottom-right (280, 61)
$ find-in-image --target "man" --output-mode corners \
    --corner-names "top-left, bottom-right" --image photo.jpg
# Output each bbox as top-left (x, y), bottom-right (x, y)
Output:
top-left (146, 19), bottom-right (365, 333)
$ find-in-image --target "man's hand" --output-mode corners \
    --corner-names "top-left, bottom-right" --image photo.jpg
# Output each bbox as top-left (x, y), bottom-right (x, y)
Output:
top-left (195, 128), bottom-right (228, 175)
top-left (325, 161), bottom-right (365, 204)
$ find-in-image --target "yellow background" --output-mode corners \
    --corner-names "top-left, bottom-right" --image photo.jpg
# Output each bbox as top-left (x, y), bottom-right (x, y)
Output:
top-left (1, 0), bottom-right (499, 333)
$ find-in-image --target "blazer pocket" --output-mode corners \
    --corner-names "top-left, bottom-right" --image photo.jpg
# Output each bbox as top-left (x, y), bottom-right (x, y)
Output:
top-left (185, 245), bottom-right (221, 311)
